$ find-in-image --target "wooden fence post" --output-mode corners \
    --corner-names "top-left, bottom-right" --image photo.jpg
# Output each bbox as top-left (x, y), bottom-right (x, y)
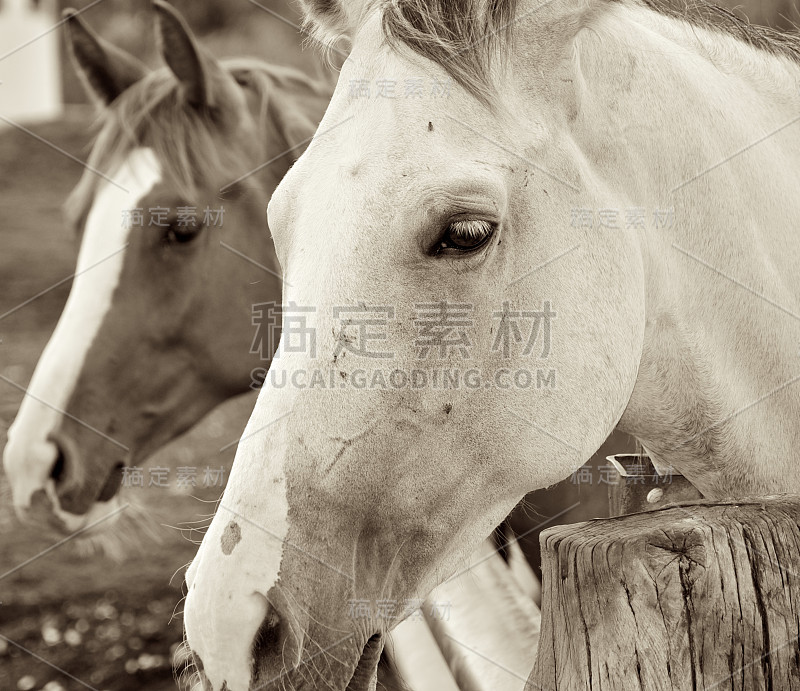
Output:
top-left (527, 496), bottom-right (800, 690)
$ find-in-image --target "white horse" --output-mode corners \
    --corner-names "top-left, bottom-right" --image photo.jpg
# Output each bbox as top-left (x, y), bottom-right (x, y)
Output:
top-left (183, 0), bottom-right (800, 689)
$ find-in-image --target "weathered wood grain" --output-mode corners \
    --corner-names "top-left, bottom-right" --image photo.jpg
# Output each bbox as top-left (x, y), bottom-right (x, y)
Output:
top-left (528, 496), bottom-right (800, 690)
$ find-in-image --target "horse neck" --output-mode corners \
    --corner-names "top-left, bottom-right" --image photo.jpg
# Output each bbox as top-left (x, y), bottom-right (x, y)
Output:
top-left (564, 2), bottom-right (800, 496)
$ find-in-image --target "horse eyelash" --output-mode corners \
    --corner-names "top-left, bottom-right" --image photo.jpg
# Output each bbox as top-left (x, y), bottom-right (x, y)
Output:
top-left (448, 219), bottom-right (494, 239)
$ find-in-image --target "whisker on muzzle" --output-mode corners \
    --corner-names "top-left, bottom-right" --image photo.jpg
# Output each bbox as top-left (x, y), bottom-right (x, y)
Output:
top-left (174, 636), bottom-right (212, 691)
top-left (71, 495), bottom-right (164, 561)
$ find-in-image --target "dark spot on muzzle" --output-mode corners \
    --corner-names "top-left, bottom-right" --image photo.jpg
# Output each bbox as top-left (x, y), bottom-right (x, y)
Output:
top-left (221, 520), bottom-right (242, 555)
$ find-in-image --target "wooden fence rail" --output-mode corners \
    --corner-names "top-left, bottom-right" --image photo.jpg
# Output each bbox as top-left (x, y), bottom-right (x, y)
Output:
top-left (528, 496), bottom-right (800, 690)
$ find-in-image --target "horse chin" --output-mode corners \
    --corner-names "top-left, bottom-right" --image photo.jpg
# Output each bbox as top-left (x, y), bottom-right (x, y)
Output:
top-left (239, 633), bottom-right (384, 691)
top-left (345, 634), bottom-right (384, 691)
top-left (16, 485), bottom-right (115, 533)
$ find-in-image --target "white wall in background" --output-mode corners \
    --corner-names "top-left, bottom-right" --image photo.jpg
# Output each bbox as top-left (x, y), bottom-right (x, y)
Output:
top-left (0, 0), bottom-right (62, 124)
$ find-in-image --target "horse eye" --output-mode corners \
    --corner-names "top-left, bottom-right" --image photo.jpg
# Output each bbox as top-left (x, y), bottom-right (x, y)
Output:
top-left (164, 222), bottom-right (201, 246)
top-left (437, 219), bottom-right (496, 254)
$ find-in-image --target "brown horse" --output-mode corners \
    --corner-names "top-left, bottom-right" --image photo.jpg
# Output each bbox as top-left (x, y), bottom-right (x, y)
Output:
top-left (2, 1), bottom-right (331, 534)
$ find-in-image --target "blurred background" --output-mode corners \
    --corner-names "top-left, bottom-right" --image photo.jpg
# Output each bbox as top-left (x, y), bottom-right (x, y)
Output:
top-left (0, 1), bottom-right (798, 690)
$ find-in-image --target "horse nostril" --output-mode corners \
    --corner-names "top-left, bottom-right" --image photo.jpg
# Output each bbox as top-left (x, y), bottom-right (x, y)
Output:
top-left (49, 445), bottom-right (66, 484)
top-left (254, 605), bottom-right (283, 652)
top-left (46, 434), bottom-right (124, 508)
top-left (252, 597), bottom-right (303, 672)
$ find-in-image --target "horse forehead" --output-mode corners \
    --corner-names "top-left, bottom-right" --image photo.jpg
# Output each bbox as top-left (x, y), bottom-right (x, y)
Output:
top-left (327, 54), bottom-right (506, 168)
top-left (301, 94), bottom-right (477, 191)
top-left (299, 109), bottom-right (510, 212)
top-left (79, 149), bottom-right (161, 262)
top-left (88, 148), bottom-right (162, 223)
top-left (114, 148), bottom-right (163, 199)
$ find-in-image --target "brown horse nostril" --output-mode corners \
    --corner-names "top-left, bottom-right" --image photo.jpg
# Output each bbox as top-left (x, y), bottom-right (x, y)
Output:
top-left (46, 433), bottom-right (125, 512)
top-left (49, 445), bottom-right (66, 484)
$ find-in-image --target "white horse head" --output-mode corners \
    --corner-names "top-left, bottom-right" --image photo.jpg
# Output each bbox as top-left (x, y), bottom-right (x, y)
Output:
top-left (184, 0), bottom-right (800, 688)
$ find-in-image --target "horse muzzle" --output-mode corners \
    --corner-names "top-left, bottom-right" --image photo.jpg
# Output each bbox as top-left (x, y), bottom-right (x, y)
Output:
top-left (4, 429), bottom-right (126, 535)
top-left (182, 631), bottom-right (384, 691)
top-left (183, 561), bottom-right (384, 691)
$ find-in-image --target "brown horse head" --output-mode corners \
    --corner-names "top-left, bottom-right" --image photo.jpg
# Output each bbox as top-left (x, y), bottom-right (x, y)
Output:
top-left (3, 1), bottom-right (330, 535)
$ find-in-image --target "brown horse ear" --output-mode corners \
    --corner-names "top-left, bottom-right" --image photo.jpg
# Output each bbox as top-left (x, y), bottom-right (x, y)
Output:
top-left (153, 0), bottom-right (219, 109)
top-left (268, 76), bottom-right (333, 161)
top-left (63, 9), bottom-right (148, 107)
top-left (269, 102), bottom-right (318, 158)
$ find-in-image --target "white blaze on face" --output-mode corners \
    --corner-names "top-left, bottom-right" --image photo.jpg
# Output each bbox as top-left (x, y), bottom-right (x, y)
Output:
top-left (184, 372), bottom-right (294, 691)
top-left (3, 148), bottom-right (162, 512)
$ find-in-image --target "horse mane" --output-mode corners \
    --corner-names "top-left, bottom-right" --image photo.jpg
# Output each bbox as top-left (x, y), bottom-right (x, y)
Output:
top-left (381, 0), bottom-right (518, 108)
top-left (65, 59), bottom-right (315, 231)
top-left (301, 0), bottom-right (800, 109)
top-left (301, 0), bottom-right (518, 108)
top-left (630, 0), bottom-right (800, 64)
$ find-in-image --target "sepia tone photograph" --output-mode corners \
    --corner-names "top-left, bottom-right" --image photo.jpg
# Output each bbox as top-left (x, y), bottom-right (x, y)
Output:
top-left (2, 0), bottom-right (800, 689)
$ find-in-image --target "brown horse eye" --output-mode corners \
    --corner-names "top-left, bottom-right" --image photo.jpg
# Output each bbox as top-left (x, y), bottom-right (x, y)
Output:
top-left (438, 219), bottom-right (496, 253)
top-left (164, 222), bottom-right (201, 246)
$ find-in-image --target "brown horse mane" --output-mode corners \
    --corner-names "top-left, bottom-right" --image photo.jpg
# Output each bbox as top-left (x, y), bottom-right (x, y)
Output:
top-left (301, 0), bottom-right (800, 109)
top-left (65, 59), bottom-right (323, 232)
